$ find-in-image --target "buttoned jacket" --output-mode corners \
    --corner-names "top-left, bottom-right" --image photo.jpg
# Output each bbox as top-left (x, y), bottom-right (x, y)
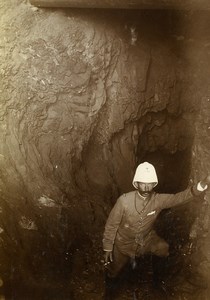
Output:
top-left (103, 186), bottom-right (202, 257)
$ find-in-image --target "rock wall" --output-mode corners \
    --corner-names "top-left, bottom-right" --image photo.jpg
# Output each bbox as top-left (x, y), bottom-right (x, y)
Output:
top-left (0, 0), bottom-right (210, 294)
top-left (0, 2), bottom-right (198, 200)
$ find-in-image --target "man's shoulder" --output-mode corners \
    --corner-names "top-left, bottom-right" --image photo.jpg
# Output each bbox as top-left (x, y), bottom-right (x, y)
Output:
top-left (119, 190), bottom-right (136, 202)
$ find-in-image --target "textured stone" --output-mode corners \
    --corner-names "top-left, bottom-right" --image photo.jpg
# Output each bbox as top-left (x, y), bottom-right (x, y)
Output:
top-left (0, 0), bottom-right (210, 297)
top-left (30, 0), bottom-right (210, 10)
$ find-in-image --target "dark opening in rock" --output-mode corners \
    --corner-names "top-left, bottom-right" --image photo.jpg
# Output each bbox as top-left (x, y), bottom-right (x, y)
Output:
top-left (0, 2), bottom-right (210, 299)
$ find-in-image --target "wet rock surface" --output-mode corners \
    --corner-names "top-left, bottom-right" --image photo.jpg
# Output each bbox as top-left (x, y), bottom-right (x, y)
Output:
top-left (0, 0), bottom-right (210, 299)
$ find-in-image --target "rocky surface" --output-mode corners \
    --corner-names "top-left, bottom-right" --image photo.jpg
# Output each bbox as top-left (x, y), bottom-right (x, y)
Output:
top-left (29, 0), bottom-right (210, 10)
top-left (0, 0), bottom-right (210, 299)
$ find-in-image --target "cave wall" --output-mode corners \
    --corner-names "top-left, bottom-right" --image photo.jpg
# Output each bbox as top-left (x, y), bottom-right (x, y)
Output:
top-left (0, 0), bottom-right (210, 287)
top-left (0, 2), bottom-right (198, 205)
top-left (191, 79), bottom-right (210, 293)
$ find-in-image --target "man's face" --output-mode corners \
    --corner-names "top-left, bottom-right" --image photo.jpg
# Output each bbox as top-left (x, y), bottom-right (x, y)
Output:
top-left (137, 182), bottom-right (156, 197)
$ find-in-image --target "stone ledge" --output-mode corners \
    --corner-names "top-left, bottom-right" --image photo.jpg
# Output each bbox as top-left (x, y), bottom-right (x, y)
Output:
top-left (29, 0), bottom-right (210, 10)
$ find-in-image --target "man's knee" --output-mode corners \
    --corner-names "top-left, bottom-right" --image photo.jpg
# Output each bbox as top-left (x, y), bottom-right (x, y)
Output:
top-left (106, 246), bottom-right (129, 278)
top-left (105, 267), bottom-right (118, 279)
top-left (152, 240), bottom-right (169, 257)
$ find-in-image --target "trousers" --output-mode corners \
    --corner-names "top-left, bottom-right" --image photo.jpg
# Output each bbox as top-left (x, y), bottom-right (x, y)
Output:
top-left (106, 230), bottom-right (169, 278)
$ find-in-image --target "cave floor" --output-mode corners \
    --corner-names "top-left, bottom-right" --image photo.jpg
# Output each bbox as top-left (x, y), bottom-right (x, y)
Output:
top-left (4, 232), bottom-right (209, 300)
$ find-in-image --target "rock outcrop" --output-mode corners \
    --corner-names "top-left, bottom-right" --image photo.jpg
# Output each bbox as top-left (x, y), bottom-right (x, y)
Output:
top-left (0, 1), bottom-right (210, 298)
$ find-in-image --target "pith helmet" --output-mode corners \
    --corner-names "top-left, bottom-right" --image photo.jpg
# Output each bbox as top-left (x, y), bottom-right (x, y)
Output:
top-left (132, 162), bottom-right (158, 189)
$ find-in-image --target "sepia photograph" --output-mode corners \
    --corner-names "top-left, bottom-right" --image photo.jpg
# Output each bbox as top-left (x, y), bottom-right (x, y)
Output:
top-left (0, 0), bottom-right (210, 299)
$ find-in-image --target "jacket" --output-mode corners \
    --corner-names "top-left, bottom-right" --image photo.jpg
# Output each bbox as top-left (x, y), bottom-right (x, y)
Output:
top-left (103, 185), bottom-right (202, 257)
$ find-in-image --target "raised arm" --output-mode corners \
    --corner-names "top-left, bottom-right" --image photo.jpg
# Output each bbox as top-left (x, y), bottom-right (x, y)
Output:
top-left (157, 176), bottom-right (210, 210)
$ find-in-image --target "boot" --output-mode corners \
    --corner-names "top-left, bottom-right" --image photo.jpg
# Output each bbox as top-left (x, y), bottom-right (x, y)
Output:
top-left (103, 273), bottom-right (118, 300)
top-left (152, 256), bottom-right (167, 289)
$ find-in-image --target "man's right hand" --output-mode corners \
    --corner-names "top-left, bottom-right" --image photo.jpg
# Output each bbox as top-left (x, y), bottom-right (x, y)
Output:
top-left (200, 175), bottom-right (210, 188)
top-left (104, 250), bottom-right (113, 265)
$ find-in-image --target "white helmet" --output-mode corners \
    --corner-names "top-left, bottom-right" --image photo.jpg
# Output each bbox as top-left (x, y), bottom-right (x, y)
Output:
top-left (132, 162), bottom-right (158, 189)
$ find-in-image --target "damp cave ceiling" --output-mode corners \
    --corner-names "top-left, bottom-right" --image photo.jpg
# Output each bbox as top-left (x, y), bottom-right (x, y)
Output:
top-left (29, 0), bottom-right (210, 10)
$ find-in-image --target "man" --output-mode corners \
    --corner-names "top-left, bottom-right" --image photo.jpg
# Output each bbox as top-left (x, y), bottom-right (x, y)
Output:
top-left (103, 162), bottom-right (210, 298)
